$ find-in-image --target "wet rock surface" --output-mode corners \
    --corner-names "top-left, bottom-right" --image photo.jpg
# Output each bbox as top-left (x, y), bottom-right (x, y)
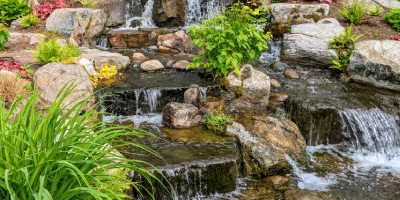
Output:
top-left (108, 28), bottom-right (175, 49)
top-left (282, 22), bottom-right (344, 67)
top-left (80, 48), bottom-right (130, 70)
top-left (348, 40), bottom-right (400, 91)
top-left (163, 102), bottom-right (201, 128)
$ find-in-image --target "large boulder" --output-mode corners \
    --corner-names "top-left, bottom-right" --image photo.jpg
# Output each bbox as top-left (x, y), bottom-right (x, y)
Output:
top-left (270, 3), bottom-right (330, 25)
top-left (347, 40), bottom-right (400, 91)
top-left (46, 8), bottom-right (107, 46)
top-left (34, 63), bottom-right (93, 109)
top-left (80, 48), bottom-right (130, 70)
top-left (226, 116), bottom-right (306, 175)
top-left (282, 21), bottom-right (344, 67)
top-left (153, 0), bottom-right (186, 27)
top-left (163, 102), bottom-right (201, 128)
top-left (226, 64), bottom-right (271, 109)
top-left (96, 0), bottom-right (126, 27)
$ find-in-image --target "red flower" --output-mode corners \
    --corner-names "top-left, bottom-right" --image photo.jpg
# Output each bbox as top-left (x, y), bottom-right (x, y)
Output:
top-left (392, 34), bottom-right (400, 41)
top-left (0, 59), bottom-right (32, 79)
top-left (33, 0), bottom-right (68, 20)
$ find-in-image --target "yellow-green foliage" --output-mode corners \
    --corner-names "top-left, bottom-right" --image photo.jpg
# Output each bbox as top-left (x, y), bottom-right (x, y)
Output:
top-left (78, 0), bottom-right (98, 8)
top-left (90, 64), bottom-right (118, 87)
top-left (34, 38), bottom-right (81, 64)
top-left (205, 112), bottom-right (233, 133)
top-left (385, 7), bottom-right (400, 31)
top-left (187, 3), bottom-right (271, 78)
top-left (339, 1), bottom-right (366, 24)
top-left (0, 23), bottom-right (9, 51)
top-left (20, 14), bottom-right (40, 28)
top-left (97, 64), bottom-right (118, 80)
top-left (368, 5), bottom-right (382, 16)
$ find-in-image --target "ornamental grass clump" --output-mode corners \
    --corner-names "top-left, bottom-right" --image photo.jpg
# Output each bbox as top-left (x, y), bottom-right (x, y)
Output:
top-left (0, 70), bottom-right (30, 108)
top-left (187, 3), bottom-right (271, 78)
top-left (385, 8), bottom-right (400, 32)
top-left (34, 38), bottom-right (81, 64)
top-left (339, 1), bottom-right (366, 24)
top-left (0, 84), bottom-right (163, 199)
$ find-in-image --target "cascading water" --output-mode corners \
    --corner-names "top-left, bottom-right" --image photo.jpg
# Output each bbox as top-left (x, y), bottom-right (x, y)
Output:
top-left (125, 0), bottom-right (156, 29)
top-left (258, 39), bottom-right (282, 66)
top-left (339, 108), bottom-right (400, 173)
top-left (96, 36), bottom-right (110, 50)
top-left (184, 0), bottom-right (230, 25)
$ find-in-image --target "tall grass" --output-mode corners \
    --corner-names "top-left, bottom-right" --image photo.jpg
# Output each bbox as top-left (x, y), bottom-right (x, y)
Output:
top-left (0, 84), bottom-right (162, 199)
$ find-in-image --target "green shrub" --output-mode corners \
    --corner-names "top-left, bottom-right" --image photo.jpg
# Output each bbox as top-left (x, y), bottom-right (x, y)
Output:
top-left (329, 26), bottom-right (363, 71)
top-left (187, 3), bottom-right (271, 78)
top-left (0, 23), bottom-right (9, 51)
top-left (20, 14), bottom-right (41, 28)
top-left (0, 84), bottom-right (162, 199)
top-left (368, 4), bottom-right (382, 16)
top-left (205, 113), bottom-right (233, 133)
top-left (34, 38), bottom-right (81, 64)
top-left (339, 1), bottom-right (366, 24)
top-left (385, 8), bottom-right (400, 31)
top-left (0, 0), bottom-right (30, 24)
top-left (79, 0), bottom-right (98, 8)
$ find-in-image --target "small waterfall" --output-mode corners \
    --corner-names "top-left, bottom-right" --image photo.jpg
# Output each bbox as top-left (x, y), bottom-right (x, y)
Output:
top-left (285, 155), bottom-right (337, 191)
top-left (134, 89), bottom-right (161, 114)
top-left (258, 39), bottom-right (282, 66)
top-left (184, 0), bottom-right (231, 26)
top-left (125, 0), bottom-right (156, 29)
top-left (96, 36), bottom-right (110, 50)
top-left (339, 108), bottom-right (400, 173)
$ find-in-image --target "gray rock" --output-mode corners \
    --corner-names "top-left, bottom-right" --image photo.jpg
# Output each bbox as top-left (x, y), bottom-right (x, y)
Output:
top-left (184, 86), bottom-right (200, 105)
top-left (140, 60), bottom-right (165, 71)
top-left (270, 3), bottom-right (330, 24)
top-left (282, 23), bottom-right (344, 67)
top-left (34, 63), bottom-right (93, 109)
top-left (226, 64), bottom-right (271, 109)
top-left (163, 102), bottom-right (201, 128)
top-left (46, 8), bottom-right (107, 46)
top-left (226, 117), bottom-right (306, 174)
top-left (317, 17), bottom-right (340, 26)
top-left (272, 61), bottom-right (288, 72)
top-left (80, 48), bottom-right (130, 70)
top-left (96, 0), bottom-right (125, 27)
top-left (347, 40), bottom-right (400, 91)
top-left (5, 32), bottom-right (45, 48)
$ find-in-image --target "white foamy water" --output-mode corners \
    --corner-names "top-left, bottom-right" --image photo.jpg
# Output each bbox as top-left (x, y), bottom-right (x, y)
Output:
top-left (285, 154), bottom-right (337, 191)
top-left (124, 0), bottom-right (156, 29)
top-left (103, 113), bottom-right (163, 127)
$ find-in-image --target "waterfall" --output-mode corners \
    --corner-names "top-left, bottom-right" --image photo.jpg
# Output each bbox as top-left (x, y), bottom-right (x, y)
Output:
top-left (199, 86), bottom-right (207, 102)
top-left (96, 36), bottom-right (110, 50)
top-left (258, 39), bottom-right (282, 66)
top-left (125, 0), bottom-right (156, 29)
top-left (339, 108), bottom-right (400, 173)
top-left (143, 89), bottom-right (162, 112)
top-left (184, 0), bottom-right (231, 26)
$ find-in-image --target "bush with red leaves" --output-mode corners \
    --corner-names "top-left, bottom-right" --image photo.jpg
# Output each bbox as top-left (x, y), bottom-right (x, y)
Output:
top-left (0, 59), bottom-right (32, 79)
top-left (392, 34), bottom-right (400, 41)
top-left (33, 0), bottom-right (68, 20)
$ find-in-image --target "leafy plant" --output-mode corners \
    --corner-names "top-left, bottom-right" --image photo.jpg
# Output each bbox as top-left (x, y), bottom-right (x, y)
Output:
top-left (34, 38), bottom-right (81, 64)
top-left (329, 26), bottom-right (363, 71)
top-left (0, 23), bottom-right (9, 51)
top-left (78, 0), bottom-right (98, 8)
top-left (205, 112), bottom-right (233, 133)
top-left (385, 8), bottom-right (400, 31)
top-left (0, 84), bottom-right (163, 199)
top-left (368, 4), bottom-right (382, 16)
top-left (187, 3), bottom-right (271, 78)
top-left (0, 70), bottom-right (30, 108)
top-left (20, 14), bottom-right (41, 28)
top-left (33, 0), bottom-right (68, 20)
top-left (339, 1), bottom-right (366, 24)
top-left (0, 59), bottom-right (32, 79)
top-left (0, 0), bottom-right (31, 24)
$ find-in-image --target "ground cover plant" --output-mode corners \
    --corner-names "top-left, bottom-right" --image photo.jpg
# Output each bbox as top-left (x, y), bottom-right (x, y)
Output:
top-left (34, 38), bottom-right (81, 64)
top-left (385, 8), bottom-right (400, 31)
top-left (0, 0), bottom-right (30, 24)
top-left (0, 84), bottom-right (163, 199)
top-left (187, 3), bottom-right (271, 78)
